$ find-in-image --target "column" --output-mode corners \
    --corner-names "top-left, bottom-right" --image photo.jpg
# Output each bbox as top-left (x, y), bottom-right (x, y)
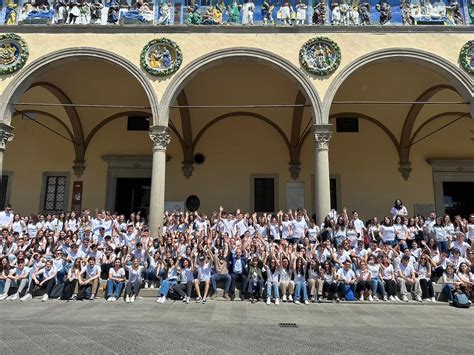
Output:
top-left (148, 125), bottom-right (171, 236)
top-left (314, 124), bottom-right (332, 224)
top-left (0, 124), bottom-right (14, 182)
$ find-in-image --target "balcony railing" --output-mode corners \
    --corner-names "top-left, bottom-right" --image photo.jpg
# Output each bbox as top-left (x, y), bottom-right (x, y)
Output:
top-left (0, 0), bottom-right (472, 27)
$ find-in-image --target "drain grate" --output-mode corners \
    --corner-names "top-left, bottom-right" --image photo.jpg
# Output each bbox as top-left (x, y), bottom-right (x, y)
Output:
top-left (279, 323), bottom-right (298, 328)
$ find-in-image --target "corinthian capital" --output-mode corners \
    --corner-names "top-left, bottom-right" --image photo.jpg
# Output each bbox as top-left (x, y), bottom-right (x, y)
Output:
top-left (313, 124), bottom-right (332, 150)
top-left (149, 125), bottom-right (171, 152)
top-left (0, 124), bottom-right (14, 151)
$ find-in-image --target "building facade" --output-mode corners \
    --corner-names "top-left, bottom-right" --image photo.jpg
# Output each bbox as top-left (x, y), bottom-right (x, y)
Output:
top-left (0, 9), bottom-right (473, 233)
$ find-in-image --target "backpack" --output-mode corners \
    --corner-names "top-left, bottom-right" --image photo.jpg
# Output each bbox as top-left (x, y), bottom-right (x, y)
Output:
top-left (61, 282), bottom-right (74, 300)
top-left (344, 285), bottom-right (356, 301)
top-left (452, 293), bottom-right (471, 309)
top-left (49, 284), bottom-right (64, 299)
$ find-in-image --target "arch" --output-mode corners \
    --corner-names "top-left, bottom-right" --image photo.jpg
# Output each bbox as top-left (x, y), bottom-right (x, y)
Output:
top-left (193, 111), bottom-right (290, 155)
top-left (0, 47), bottom-right (159, 126)
top-left (409, 111), bottom-right (469, 144)
top-left (322, 48), bottom-right (474, 121)
top-left (158, 47), bottom-right (322, 126)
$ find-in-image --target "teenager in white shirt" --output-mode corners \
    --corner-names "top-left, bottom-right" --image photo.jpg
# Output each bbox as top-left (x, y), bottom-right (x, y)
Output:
top-left (194, 255), bottom-right (212, 303)
top-left (397, 255), bottom-right (422, 302)
top-left (380, 255), bottom-right (399, 302)
top-left (336, 260), bottom-right (356, 302)
top-left (367, 255), bottom-right (386, 301)
top-left (21, 259), bottom-right (57, 301)
top-left (417, 255), bottom-right (435, 302)
top-left (79, 257), bottom-right (101, 300)
top-left (125, 257), bottom-right (144, 303)
top-left (106, 258), bottom-right (126, 302)
top-left (0, 258), bottom-right (30, 301)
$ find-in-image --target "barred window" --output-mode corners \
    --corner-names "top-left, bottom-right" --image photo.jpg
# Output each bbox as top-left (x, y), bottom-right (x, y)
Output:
top-left (43, 176), bottom-right (66, 212)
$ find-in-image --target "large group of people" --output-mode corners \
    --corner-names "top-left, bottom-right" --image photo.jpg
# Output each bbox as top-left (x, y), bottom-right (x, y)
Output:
top-left (0, 200), bottom-right (473, 306)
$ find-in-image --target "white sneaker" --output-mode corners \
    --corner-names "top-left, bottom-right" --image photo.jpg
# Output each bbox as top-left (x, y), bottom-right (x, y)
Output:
top-left (368, 295), bottom-right (374, 302)
top-left (20, 293), bottom-right (32, 301)
top-left (288, 295), bottom-right (293, 302)
top-left (423, 298), bottom-right (431, 302)
top-left (294, 300), bottom-right (300, 305)
top-left (275, 298), bottom-right (280, 305)
top-left (389, 296), bottom-right (395, 302)
top-left (149, 284), bottom-right (155, 289)
top-left (0, 293), bottom-right (7, 301)
top-left (282, 295), bottom-right (287, 302)
top-left (304, 300), bottom-right (309, 305)
top-left (416, 295), bottom-right (422, 302)
top-left (7, 293), bottom-right (18, 301)
top-left (186, 297), bottom-right (190, 304)
top-left (266, 298), bottom-right (271, 305)
top-left (42, 294), bottom-right (49, 302)
top-left (130, 295), bottom-right (135, 303)
top-left (126, 295), bottom-right (131, 303)
top-left (373, 295), bottom-right (379, 302)
top-left (159, 297), bottom-right (166, 304)
top-left (383, 295), bottom-right (388, 301)
top-left (359, 296), bottom-right (364, 302)
top-left (402, 295), bottom-right (408, 302)
top-left (394, 296), bottom-right (402, 302)
top-left (144, 283), bottom-right (149, 289)
top-left (156, 296), bottom-right (161, 303)
top-left (431, 297), bottom-right (436, 303)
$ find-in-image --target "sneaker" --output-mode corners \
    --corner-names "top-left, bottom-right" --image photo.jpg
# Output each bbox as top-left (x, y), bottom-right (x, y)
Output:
top-left (186, 297), bottom-right (190, 304)
top-left (131, 295), bottom-right (135, 303)
top-left (416, 295), bottom-right (422, 302)
top-left (423, 298), bottom-right (431, 302)
top-left (202, 298), bottom-right (207, 304)
top-left (389, 296), bottom-right (395, 302)
top-left (0, 293), bottom-right (7, 301)
top-left (318, 296), bottom-right (323, 303)
top-left (304, 300), bottom-right (309, 305)
top-left (155, 296), bottom-right (161, 303)
top-left (266, 298), bottom-right (271, 305)
top-left (196, 297), bottom-right (202, 303)
top-left (149, 284), bottom-right (155, 289)
top-left (251, 298), bottom-right (257, 304)
top-left (402, 295), bottom-right (408, 302)
top-left (431, 297), bottom-right (436, 303)
top-left (90, 294), bottom-right (95, 301)
top-left (71, 294), bottom-right (77, 301)
top-left (373, 295), bottom-right (379, 302)
top-left (282, 295), bottom-right (287, 302)
top-left (20, 293), bottom-right (32, 301)
top-left (368, 295), bottom-right (374, 302)
top-left (111, 297), bottom-right (117, 302)
top-left (288, 295), bottom-right (293, 302)
top-left (335, 297), bottom-right (340, 303)
top-left (223, 294), bottom-right (230, 300)
top-left (394, 296), bottom-right (402, 302)
top-left (144, 283), bottom-right (149, 289)
top-left (159, 297), bottom-right (165, 304)
top-left (383, 295), bottom-right (388, 301)
top-left (42, 294), bottom-right (49, 302)
top-left (294, 299), bottom-right (300, 305)
top-left (126, 295), bottom-right (131, 303)
top-left (359, 296), bottom-right (364, 302)
top-left (275, 298), bottom-right (280, 305)
top-left (7, 293), bottom-right (18, 301)
top-left (310, 296), bottom-right (315, 302)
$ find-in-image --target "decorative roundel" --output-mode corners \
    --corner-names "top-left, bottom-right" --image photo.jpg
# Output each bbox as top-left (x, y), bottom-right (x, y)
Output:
top-left (299, 37), bottom-right (341, 76)
top-left (140, 38), bottom-right (183, 77)
top-left (185, 195), bottom-right (200, 212)
top-left (0, 33), bottom-right (29, 75)
top-left (459, 40), bottom-right (474, 75)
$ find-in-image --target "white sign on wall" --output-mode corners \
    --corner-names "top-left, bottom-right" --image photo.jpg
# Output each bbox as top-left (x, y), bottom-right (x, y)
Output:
top-left (165, 201), bottom-right (185, 213)
top-left (286, 183), bottom-right (305, 210)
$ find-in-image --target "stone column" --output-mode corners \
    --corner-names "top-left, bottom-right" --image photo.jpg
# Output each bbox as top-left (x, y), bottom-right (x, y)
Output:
top-left (314, 124), bottom-right (332, 224)
top-left (0, 124), bottom-right (14, 182)
top-left (148, 125), bottom-right (171, 236)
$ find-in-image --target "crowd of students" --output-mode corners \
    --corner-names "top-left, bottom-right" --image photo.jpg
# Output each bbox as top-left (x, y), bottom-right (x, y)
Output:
top-left (0, 200), bottom-right (473, 306)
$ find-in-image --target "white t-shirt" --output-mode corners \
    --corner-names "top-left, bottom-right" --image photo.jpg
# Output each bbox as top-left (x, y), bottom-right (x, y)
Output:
top-left (367, 263), bottom-right (380, 279)
top-left (197, 262), bottom-right (212, 281)
top-left (467, 223), bottom-right (474, 241)
top-left (381, 264), bottom-right (394, 280)
top-left (336, 268), bottom-right (355, 282)
top-left (0, 211), bottom-right (13, 227)
top-left (380, 225), bottom-right (396, 242)
top-left (417, 264), bottom-right (430, 280)
top-left (109, 267), bottom-right (125, 279)
top-left (127, 265), bottom-right (144, 283)
top-left (84, 264), bottom-right (100, 279)
top-left (37, 267), bottom-right (57, 279)
top-left (452, 240), bottom-right (470, 258)
top-left (398, 263), bottom-right (414, 278)
top-left (390, 206), bottom-right (408, 220)
top-left (292, 219), bottom-right (308, 239)
top-left (281, 220), bottom-right (292, 240)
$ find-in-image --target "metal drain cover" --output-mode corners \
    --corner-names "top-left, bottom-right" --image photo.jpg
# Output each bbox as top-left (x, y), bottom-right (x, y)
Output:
top-left (279, 323), bottom-right (297, 328)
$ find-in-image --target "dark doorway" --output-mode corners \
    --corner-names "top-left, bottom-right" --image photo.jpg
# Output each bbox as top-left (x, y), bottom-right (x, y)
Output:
top-left (115, 178), bottom-right (151, 217)
top-left (254, 177), bottom-right (275, 212)
top-left (442, 181), bottom-right (474, 218)
top-left (0, 175), bottom-right (8, 209)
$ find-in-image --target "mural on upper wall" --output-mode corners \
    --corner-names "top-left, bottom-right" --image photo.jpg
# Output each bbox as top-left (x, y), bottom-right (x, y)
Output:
top-left (0, 0), bottom-right (471, 25)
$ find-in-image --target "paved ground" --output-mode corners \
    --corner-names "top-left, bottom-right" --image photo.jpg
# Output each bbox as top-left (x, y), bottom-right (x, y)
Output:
top-left (0, 299), bottom-right (472, 354)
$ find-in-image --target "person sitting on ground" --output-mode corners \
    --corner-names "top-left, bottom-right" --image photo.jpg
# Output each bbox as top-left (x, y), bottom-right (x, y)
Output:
top-left (0, 258), bottom-right (30, 301)
top-left (208, 244), bottom-right (231, 300)
top-left (156, 257), bottom-right (179, 304)
top-left (194, 254), bottom-right (212, 303)
top-left (21, 259), bottom-right (57, 302)
top-left (247, 256), bottom-right (264, 304)
top-left (336, 260), bottom-right (356, 302)
top-left (106, 258), bottom-right (125, 302)
top-left (78, 257), bottom-right (101, 300)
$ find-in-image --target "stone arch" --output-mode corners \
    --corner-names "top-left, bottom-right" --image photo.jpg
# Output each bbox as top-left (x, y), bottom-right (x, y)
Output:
top-left (322, 48), bottom-right (474, 122)
top-left (158, 47), bottom-right (323, 126)
top-left (0, 47), bottom-right (159, 126)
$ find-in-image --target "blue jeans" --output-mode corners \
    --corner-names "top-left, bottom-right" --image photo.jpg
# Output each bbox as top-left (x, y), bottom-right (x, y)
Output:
top-left (146, 268), bottom-right (157, 282)
top-left (438, 241), bottom-right (449, 253)
top-left (442, 284), bottom-right (454, 301)
top-left (294, 281), bottom-right (308, 301)
top-left (107, 280), bottom-right (124, 298)
top-left (211, 273), bottom-right (231, 293)
top-left (0, 279), bottom-right (4, 294)
top-left (266, 282), bottom-right (280, 299)
top-left (159, 279), bottom-right (177, 297)
top-left (371, 277), bottom-right (386, 296)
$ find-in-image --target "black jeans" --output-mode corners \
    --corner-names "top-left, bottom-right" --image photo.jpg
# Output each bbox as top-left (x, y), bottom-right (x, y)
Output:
top-left (322, 281), bottom-right (337, 299)
top-left (419, 279), bottom-right (434, 299)
top-left (384, 279), bottom-right (397, 297)
top-left (230, 273), bottom-right (248, 298)
top-left (356, 280), bottom-right (371, 293)
top-left (28, 278), bottom-right (55, 296)
top-left (172, 282), bottom-right (193, 298)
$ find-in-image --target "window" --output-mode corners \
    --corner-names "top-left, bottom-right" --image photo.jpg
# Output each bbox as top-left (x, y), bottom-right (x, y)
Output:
top-left (127, 116), bottom-right (149, 131)
top-left (336, 117), bottom-right (359, 133)
top-left (330, 178), bottom-right (338, 211)
top-left (43, 175), bottom-right (67, 212)
top-left (0, 175), bottom-right (8, 209)
top-left (254, 178), bottom-right (275, 212)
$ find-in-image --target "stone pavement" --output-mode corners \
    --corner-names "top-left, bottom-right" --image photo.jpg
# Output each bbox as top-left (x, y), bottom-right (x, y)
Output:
top-left (0, 300), bottom-right (472, 354)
